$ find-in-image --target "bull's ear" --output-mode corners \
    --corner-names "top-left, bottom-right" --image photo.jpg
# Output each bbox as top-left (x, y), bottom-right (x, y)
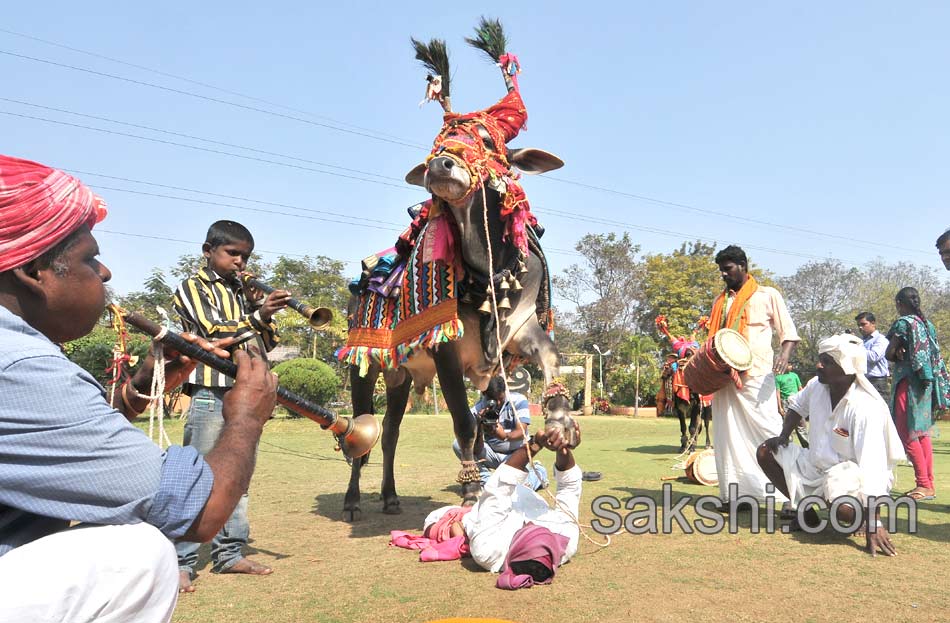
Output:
top-left (508, 148), bottom-right (564, 175)
top-left (405, 163), bottom-right (428, 187)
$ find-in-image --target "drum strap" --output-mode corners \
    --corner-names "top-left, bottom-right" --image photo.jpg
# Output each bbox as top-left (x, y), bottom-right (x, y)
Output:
top-left (727, 297), bottom-right (752, 333)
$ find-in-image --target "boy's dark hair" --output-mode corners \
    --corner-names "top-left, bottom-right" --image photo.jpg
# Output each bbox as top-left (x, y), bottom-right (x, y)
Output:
top-left (205, 220), bottom-right (254, 249)
top-left (714, 245), bottom-right (747, 268)
top-left (855, 311), bottom-right (876, 323)
top-left (936, 228), bottom-right (950, 249)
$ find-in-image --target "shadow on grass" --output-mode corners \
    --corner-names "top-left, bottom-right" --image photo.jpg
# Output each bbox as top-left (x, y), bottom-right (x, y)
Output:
top-left (311, 492), bottom-right (446, 538)
top-left (628, 445), bottom-right (683, 455)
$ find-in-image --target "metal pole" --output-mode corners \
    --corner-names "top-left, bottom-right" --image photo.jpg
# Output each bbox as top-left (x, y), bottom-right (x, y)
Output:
top-left (598, 354), bottom-right (604, 399)
top-left (634, 338), bottom-right (640, 417)
top-left (432, 379), bottom-right (439, 416)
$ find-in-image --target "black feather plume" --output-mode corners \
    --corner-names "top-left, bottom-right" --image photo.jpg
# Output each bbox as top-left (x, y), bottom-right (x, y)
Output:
top-left (410, 37), bottom-right (451, 97)
top-left (465, 16), bottom-right (507, 62)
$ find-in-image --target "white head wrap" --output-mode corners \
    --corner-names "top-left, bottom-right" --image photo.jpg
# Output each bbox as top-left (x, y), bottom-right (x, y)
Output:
top-left (817, 334), bottom-right (867, 375)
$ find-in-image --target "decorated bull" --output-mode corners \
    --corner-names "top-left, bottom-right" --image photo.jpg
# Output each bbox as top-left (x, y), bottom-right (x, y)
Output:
top-left (656, 316), bottom-right (712, 452)
top-left (336, 19), bottom-right (563, 520)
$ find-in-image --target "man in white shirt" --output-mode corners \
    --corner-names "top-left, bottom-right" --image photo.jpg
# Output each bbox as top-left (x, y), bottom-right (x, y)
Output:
top-left (756, 334), bottom-right (905, 556)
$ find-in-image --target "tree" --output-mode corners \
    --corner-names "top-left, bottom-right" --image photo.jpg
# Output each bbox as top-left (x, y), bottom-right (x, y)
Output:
top-left (607, 333), bottom-right (661, 406)
top-left (641, 241), bottom-right (721, 339)
top-left (553, 232), bottom-right (643, 356)
top-left (778, 259), bottom-right (859, 376)
top-left (267, 255), bottom-right (350, 361)
top-left (118, 268), bottom-right (174, 322)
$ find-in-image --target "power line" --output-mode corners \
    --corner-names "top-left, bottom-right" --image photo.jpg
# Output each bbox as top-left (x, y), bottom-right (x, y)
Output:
top-left (0, 27), bottom-right (425, 146)
top-left (0, 48), bottom-right (427, 150)
top-left (0, 97), bottom-right (406, 183)
top-left (534, 206), bottom-right (865, 264)
top-left (91, 185), bottom-right (404, 232)
top-left (67, 169), bottom-right (406, 228)
top-left (0, 109), bottom-right (417, 192)
top-left (539, 174), bottom-right (929, 257)
top-left (0, 41), bottom-right (928, 257)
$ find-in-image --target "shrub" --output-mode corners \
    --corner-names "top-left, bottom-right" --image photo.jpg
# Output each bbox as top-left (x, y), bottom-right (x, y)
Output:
top-left (272, 358), bottom-right (341, 416)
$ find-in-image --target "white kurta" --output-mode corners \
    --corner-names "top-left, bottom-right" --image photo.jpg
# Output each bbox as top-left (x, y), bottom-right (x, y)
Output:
top-left (460, 464), bottom-right (581, 573)
top-left (712, 285), bottom-right (799, 502)
top-left (775, 377), bottom-right (905, 506)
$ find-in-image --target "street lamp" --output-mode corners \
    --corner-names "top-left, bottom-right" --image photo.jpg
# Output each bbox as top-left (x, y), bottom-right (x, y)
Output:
top-left (592, 344), bottom-right (612, 399)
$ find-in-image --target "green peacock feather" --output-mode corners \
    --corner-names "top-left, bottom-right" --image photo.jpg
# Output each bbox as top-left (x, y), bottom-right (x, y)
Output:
top-left (465, 16), bottom-right (507, 62)
top-left (410, 37), bottom-right (451, 97)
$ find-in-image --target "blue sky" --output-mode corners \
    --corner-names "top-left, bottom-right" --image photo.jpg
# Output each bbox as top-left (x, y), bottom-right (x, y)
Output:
top-left (2, 1), bottom-right (947, 300)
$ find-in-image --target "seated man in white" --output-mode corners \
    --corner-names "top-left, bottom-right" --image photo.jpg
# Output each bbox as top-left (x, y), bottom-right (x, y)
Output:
top-left (756, 334), bottom-right (905, 557)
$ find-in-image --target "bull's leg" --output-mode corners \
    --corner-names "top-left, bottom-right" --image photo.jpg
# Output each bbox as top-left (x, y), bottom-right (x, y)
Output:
top-left (432, 342), bottom-right (481, 505)
top-left (687, 398), bottom-right (700, 453)
top-left (702, 405), bottom-right (712, 449)
top-left (380, 374), bottom-right (412, 514)
top-left (343, 364), bottom-right (378, 522)
top-left (676, 400), bottom-right (688, 452)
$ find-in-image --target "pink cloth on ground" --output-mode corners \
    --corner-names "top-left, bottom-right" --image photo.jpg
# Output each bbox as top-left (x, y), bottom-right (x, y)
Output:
top-left (389, 506), bottom-right (472, 562)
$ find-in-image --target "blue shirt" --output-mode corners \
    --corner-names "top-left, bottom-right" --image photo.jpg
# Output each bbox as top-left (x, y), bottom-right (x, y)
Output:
top-left (471, 391), bottom-right (531, 454)
top-left (862, 330), bottom-right (890, 379)
top-left (0, 307), bottom-right (214, 557)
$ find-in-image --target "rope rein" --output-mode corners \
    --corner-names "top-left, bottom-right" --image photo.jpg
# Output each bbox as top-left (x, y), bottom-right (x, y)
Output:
top-left (479, 197), bottom-right (609, 549)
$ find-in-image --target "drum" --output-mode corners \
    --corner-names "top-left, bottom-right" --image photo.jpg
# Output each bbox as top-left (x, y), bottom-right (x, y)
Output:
top-left (684, 449), bottom-right (718, 486)
top-left (682, 328), bottom-right (752, 394)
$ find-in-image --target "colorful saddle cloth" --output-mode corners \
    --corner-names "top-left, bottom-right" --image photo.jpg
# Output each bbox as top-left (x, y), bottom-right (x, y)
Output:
top-left (337, 211), bottom-right (463, 376)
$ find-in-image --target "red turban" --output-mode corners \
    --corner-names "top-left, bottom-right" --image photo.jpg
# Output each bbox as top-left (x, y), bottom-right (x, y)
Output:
top-left (0, 155), bottom-right (107, 273)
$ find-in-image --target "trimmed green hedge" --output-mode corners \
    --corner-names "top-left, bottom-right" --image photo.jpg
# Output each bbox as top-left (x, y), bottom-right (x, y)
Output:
top-left (271, 358), bottom-right (341, 415)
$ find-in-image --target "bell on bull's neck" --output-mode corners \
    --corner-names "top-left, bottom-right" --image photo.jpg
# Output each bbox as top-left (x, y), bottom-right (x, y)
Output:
top-left (518, 259), bottom-right (528, 274)
top-left (461, 290), bottom-right (474, 304)
top-left (510, 277), bottom-right (522, 292)
top-left (499, 276), bottom-right (510, 291)
top-left (497, 294), bottom-right (512, 311)
top-left (478, 298), bottom-right (493, 314)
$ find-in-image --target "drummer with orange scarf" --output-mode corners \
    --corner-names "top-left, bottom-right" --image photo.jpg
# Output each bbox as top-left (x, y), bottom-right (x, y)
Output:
top-left (707, 245), bottom-right (799, 508)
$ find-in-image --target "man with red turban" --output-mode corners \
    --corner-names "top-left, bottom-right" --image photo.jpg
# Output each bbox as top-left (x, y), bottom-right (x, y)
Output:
top-left (0, 155), bottom-right (278, 622)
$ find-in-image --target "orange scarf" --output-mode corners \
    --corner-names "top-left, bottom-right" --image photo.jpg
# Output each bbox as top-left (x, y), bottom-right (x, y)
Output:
top-left (708, 275), bottom-right (758, 338)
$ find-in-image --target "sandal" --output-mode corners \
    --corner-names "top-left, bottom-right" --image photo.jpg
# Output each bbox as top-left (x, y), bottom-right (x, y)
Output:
top-left (905, 487), bottom-right (936, 501)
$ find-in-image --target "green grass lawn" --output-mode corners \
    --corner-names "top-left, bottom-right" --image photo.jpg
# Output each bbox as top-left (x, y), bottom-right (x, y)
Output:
top-left (158, 413), bottom-right (950, 623)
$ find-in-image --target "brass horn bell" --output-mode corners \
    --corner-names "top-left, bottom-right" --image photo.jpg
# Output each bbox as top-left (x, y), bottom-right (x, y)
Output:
top-left (331, 413), bottom-right (382, 459)
top-left (510, 277), bottom-right (522, 292)
top-left (478, 298), bottom-right (493, 314)
top-left (497, 295), bottom-right (512, 311)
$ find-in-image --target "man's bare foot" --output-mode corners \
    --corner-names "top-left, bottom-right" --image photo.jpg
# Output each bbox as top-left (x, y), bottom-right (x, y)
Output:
top-left (178, 571), bottom-right (195, 593)
top-left (220, 557), bottom-right (273, 575)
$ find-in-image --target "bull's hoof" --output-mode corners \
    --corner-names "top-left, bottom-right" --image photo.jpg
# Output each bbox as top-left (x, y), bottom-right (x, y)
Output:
top-left (342, 507), bottom-right (362, 522)
top-left (382, 497), bottom-right (402, 515)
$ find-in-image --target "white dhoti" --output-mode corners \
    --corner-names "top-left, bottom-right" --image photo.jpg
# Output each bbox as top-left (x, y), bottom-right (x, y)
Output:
top-left (712, 373), bottom-right (788, 503)
top-left (775, 444), bottom-right (864, 507)
top-left (0, 522), bottom-right (179, 623)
